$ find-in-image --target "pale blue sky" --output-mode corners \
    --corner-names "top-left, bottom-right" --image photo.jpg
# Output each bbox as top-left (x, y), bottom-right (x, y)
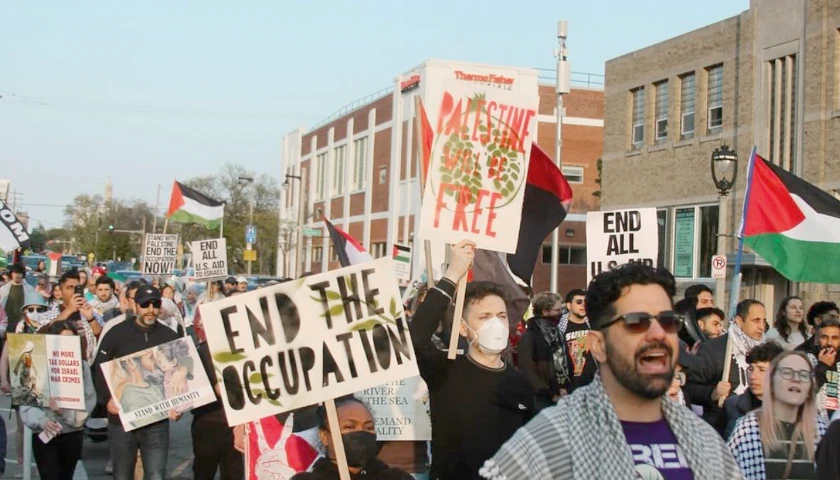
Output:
top-left (0, 0), bottom-right (747, 228)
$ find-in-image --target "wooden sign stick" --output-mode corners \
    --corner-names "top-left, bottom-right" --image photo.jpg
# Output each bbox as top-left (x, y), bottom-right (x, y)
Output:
top-left (424, 240), bottom-right (434, 289)
top-left (324, 399), bottom-right (352, 480)
top-left (447, 275), bottom-right (468, 360)
top-left (718, 335), bottom-right (734, 408)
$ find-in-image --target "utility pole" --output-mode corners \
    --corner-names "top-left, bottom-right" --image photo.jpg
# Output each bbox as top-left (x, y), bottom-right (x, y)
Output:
top-left (296, 167), bottom-right (307, 278)
top-left (550, 20), bottom-right (571, 293)
top-left (247, 195), bottom-right (255, 275)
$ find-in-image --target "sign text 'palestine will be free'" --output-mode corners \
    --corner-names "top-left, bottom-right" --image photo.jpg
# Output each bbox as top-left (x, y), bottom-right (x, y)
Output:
top-left (200, 258), bottom-right (418, 426)
top-left (418, 84), bottom-right (539, 253)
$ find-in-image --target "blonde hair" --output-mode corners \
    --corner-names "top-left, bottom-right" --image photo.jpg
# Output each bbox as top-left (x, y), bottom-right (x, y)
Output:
top-left (757, 350), bottom-right (819, 461)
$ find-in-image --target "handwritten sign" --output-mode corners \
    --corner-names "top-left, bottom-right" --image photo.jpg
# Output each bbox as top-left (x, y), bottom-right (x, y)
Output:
top-left (7, 334), bottom-right (84, 409)
top-left (586, 208), bottom-right (659, 284)
top-left (201, 257), bottom-right (418, 426)
top-left (191, 238), bottom-right (228, 281)
top-left (143, 234), bottom-right (178, 275)
top-left (417, 83), bottom-right (539, 253)
top-left (100, 337), bottom-right (215, 431)
top-left (355, 376), bottom-right (431, 441)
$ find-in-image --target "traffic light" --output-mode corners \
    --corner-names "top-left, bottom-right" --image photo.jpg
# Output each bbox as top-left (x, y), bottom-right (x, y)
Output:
top-left (108, 223), bottom-right (114, 233)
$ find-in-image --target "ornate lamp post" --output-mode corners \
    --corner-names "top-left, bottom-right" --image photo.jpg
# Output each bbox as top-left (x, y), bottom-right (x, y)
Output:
top-left (711, 144), bottom-right (738, 307)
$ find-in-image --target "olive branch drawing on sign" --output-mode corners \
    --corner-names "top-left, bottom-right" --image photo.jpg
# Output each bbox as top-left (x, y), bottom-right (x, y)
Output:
top-left (309, 276), bottom-right (400, 332)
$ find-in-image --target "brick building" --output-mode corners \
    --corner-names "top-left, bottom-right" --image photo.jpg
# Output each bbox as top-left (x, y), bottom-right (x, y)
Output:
top-left (279, 59), bottom-right (602, 294)
top-left (602, 0), bottom-right (840, 309)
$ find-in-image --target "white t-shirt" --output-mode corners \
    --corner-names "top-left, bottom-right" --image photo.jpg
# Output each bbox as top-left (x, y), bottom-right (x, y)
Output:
top-left (765, 327), bottom-right (807, 350)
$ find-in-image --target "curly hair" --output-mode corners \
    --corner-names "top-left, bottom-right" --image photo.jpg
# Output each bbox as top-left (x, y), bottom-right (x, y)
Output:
top-left (773, 296), bottom-right (806, 342)
top-left (807, 301), bottom-right (839, 328)
top-left (585, 263), bottom-right (676, 329)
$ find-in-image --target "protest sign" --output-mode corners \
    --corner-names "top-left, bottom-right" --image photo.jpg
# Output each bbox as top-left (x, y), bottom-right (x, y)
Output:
top-left (7, 333), bottom-right (84, 410)
top-left (201, 257), bottom-right (418, 426)
top-left (142, 233), bottom-right (178, 275)
top-left (417, 82), bottom-right (539, 253)
top-left (392, 243), bottom-right (411, 284)
top-left (100, 337), bottom-right (214, 431)
top-left (191, 238), bottom-right (228, 281)
top-left (586, 208), bottom-right (659, 284)
top-left (355, 376), bottom-right (431, 441)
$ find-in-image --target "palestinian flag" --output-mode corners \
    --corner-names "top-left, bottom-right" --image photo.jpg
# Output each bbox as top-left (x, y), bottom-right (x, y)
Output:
top-left (166, 181), bottom-right (225, 229)
top-left (324, 217), bottom-right (372, 268)
top-left (743, 152), bottom-right (840, 283)
top-left (506, 143), bottom-right (573, 285)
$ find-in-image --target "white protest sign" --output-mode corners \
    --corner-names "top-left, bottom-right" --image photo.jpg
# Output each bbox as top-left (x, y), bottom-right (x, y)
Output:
top-left (393, 244), bottom-right (411, 283)
top-left (586, 208), bottom-right (659, 284)
top-left (100, 337), bottom-right (215, 431)
top-left (191, 238), bottom-right (228, 281)
top-left (355, 376), bottom-right (431, 441)
top-left (7, 334), bottom-right (85, 410)
top-left (143, 234), bottom-right (178, 276)
top-left (417, 82), bottom-right (540, 253)
top-left (200, 257), bottom-right (418, 426)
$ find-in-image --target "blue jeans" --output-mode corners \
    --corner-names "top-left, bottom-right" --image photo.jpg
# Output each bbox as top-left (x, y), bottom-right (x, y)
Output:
top-left (108, 420), bottom-right (169, 480)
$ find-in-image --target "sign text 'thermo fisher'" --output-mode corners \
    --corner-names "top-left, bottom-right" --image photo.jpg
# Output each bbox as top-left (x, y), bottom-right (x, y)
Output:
top-left (200, 258), bottom-right (418, 426)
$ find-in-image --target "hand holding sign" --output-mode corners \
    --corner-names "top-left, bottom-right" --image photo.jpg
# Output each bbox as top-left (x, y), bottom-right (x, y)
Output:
top-left (443, 240), bottom-right (476, 284)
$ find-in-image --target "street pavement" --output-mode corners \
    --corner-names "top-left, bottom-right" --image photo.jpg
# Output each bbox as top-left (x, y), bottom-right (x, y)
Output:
top-left (0, 395), bottom-right (199, 479)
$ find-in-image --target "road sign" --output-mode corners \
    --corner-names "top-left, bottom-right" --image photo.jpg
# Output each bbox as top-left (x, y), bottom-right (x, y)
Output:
top-left (711, 255), bottom-right (727, 279)
top-left (245, 225), bottom-right (257, 244)
top-left (302, 227), bottom-right (322, 238)
top-left (243, 250), bottom-right (257, 262)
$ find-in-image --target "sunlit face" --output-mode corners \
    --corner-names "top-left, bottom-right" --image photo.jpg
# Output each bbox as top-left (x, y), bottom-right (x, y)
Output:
top-left (459, 295), bottom-right (508, 344)
top-left (772, 355), bottom-right (812, 408)
top-left (161, 286), bottom-right (175, 300)
top-left (52, 285), bottom-right (62, 301)
top-left (698, 313), bottom-right (724, 338)
top-left (736, 304), bottom-right (766, 341)
top-left (567, 295), bottom-right (586, 318)
top-left (96, 283), bottom-right (113, 303)
top-left (237, 281), bottom-right (248, 293)
top-left (133, 298), bottom-right (160, 327)
top-left (818, 325), bottom-right (840, 350)
top-left (696, 291), bottom-right (714, 309)
top-left (785, 299), bottom-right (804, 324)
top-left (87, 276), bottom-right (97, 292)
top-left (748, 361), bottom-right (770, 398)
top-left (78, 272), bottom-right (87, 285)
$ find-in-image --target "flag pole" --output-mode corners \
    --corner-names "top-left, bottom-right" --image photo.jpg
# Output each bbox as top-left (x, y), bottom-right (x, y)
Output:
top-left (727, 146), bottom-right (758, 321)
top-left (414, 96), bottom-right (435, 290)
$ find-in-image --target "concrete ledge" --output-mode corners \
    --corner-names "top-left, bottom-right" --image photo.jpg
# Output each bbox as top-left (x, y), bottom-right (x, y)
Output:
top-left (674, 138), bottom-right (694, 148)
top-left (649, 144), bottom-right (668, 152)
top-left (625, 150), bottom-right (643, 157)
top-left (831, 110), bottom-right (840, 119)
top-left (699, 132), bottom-right (723, 143)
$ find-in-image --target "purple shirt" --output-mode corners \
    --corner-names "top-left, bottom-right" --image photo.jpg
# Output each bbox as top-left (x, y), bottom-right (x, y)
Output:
top-left (621, 419), bottom-right (695, 480)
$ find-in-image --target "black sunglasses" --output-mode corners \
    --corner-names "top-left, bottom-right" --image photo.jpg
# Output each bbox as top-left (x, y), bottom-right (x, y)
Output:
top-left (138, 300), bottom-right (161, 309)
top-left (25, 306), bottom-right (48, 314)
top-left (573, 299), bottom-right (585, 305)
top-left (598, 311), bottom-right (684, 334)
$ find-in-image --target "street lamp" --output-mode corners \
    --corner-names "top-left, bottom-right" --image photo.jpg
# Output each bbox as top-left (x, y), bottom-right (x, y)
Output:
top-left (283, 172), bottom-right (306, 278)
top-left (710, 144), bottom-right (738, 308)
top-left (238, 176), bottom-right (256, 274)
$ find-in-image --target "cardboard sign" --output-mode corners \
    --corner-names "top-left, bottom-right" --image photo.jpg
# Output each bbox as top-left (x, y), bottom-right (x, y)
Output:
top-left (393, 244), bottom-right (411, 283)
top-left (7, 334), bottom-right (84, 410)
top-left (100, 337), bottom-right (215, 431)
top-left (201, 257), bottom-right (418, 426)
top-left (586, 208), bottom-right (659, 284)
top-left (417, 83), bottom-right (539, 253)
top-left (143, 234), bottom-right (178, 275)
top-left (191, 238), bottom-right (228, 281)
top-left (355, 376), bottom-right (431, 441)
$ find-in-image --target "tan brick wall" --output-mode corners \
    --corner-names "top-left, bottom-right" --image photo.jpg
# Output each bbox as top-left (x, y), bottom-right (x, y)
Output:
top-left (372, 129), bottom-right (391, 213)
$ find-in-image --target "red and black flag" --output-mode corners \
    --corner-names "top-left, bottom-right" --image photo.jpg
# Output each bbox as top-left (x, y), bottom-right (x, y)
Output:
top-left (324, 217), bottom-right (373, 268)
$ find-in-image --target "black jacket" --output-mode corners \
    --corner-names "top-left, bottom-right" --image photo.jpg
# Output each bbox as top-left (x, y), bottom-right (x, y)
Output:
top-left (517, 317), bottom-right (565, 408)
top-left (291, 457), bottom-right (412, 480)
top-left (685, 334), bottom-right (744, 436)
top-left (723, 389), bottom-right (761, 439)
top-left (93, 318), bottom-right (181, 424)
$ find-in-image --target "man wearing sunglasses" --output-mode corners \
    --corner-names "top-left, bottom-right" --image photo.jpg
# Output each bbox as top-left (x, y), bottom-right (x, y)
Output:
top-left (480, 263), bottom-right (739, 479)
top-left (561, 289), bottom-right (596, 392)
top-left (93, 285), bottom-right (182, 480)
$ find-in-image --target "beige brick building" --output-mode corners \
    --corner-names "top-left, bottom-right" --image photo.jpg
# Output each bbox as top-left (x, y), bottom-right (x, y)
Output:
top-left (603, 0), bottom-right (840, 312)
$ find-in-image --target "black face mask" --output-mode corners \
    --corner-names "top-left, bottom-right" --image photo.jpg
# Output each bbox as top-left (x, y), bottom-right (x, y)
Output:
top-left (338, 431), bottom-right (379, 469)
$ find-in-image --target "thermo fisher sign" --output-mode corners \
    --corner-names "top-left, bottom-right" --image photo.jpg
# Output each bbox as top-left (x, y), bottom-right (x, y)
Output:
top-left (586, 208), bottom-right (658, 284)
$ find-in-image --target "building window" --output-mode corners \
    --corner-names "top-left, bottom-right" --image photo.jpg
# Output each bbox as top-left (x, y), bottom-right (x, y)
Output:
top-left (706, 64), bottom-right (723, 133)
top-left (371, 242), bottom-right (387, 258)
top-left (768, 55), bottom-right (797, 171)
top-left (379, 167), bottom-right (387, 185)
top-left (680, 72), bottom-right (695, 140)
top-left (654, 80), bottom-right (668, 144)
top-left (631, 87), bottom-right (645, 149)
top-left (657, 209), bottom-right (669, 270)
top-left (313, 246), bottom-right (323, 262)
top-left (670, 204), bottom-right (719, 278)
top-left (698, 205), bottom-right (719, 278)
top-left (315, 153), bottom-right (328, 200)
top-left (330, 245), bottom-right (337, 262)
top-left (541, 245), bottom-right (587, 265)
top-left (562, 165), bottom-right (584, 184)
top-left (352, 138), bottom-right (367, 191)
top-left (332, 145), bottom-right (346, 196)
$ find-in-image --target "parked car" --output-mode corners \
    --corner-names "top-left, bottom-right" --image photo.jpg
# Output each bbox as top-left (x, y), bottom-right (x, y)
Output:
top-left (107, 261), bottom-right (134, 273)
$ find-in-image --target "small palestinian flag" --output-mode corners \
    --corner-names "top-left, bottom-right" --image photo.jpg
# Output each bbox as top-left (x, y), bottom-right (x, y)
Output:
top-left (166, 181), bottom-right (225, 229)
top-left (743, 152), bottom-right (840, 283)
top-left (324, 217), bottom-right (372, 268)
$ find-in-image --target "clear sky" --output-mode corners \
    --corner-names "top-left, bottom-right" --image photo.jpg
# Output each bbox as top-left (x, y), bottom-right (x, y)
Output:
top-left (0, 0), bottom-right (747, 229)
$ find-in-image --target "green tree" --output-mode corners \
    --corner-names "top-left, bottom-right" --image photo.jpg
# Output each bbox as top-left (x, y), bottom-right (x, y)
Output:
top-left (593, 158), bottom-right (603, 198)
top-left (28, 223), bottom-right (47, 252)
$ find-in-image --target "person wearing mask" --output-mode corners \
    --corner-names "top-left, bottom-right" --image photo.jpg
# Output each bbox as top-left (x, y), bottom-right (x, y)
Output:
top-left (93, 285), bottom-right (183, 480)
top-left (728, 351), bottom-right (828, 480)
top-left (480, 263), bottom-right (739, 479)
top-left (685, 284), bottom-right (715, 309)
top-left (798, 302), bottom-right (839, 350)
top-left (291, 396), bottom-right (413, 480)
top-left (687, 299), bottom-right (767, 436)
top-left (798, 317), bottom-right (840, 420)
top-left (409, 240), bottom-right (534, 480)
top-left (20, 321), bottom-right (96, 480)
top-left (47, 269), bottom-right (100, 364)
top-left (517, 292), bottom-right (569, 410)
top-left (767, 296), bottom-right (807, 350)
top-left (90, 276), bottom-right (120, 318)
top-left (723, 341), bottom-right (785, 438)
top-left (816, 418), bottom-right (840, 479)
top-left (561, 288), bottom-right (596, 392)
top-left (236, 276), bottom-right (248, 293)
top-left (0, 264), bottom-right (35, 333)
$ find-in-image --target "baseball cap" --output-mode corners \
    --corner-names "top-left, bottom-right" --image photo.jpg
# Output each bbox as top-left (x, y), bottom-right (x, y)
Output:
top-left (134, 286), bottom-right (162, 306)
top-left (225, 277), bottom-right (237, 285)
top-left (236, 276), bottom-right (247, 284)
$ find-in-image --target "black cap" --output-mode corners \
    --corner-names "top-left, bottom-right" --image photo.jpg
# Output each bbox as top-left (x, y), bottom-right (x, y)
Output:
top-left (225, 276), bottom-right (237, 285)
top-left (134, 286), bottom-right (162, 306)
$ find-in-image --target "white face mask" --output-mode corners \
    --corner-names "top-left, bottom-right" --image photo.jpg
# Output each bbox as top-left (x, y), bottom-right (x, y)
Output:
top-left (26, 311), bottom-right (46, 326)
top-left (464, 316), bottom-right (509, 355)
